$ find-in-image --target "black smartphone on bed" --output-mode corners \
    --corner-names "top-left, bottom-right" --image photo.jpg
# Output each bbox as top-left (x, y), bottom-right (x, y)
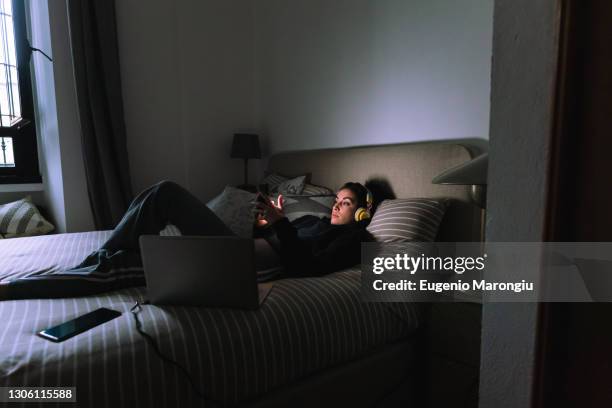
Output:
top-left (37, 308), bottom-right (122, 342)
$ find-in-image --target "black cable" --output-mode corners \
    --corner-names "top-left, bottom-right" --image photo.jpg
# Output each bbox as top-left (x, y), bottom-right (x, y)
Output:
top-left (23, 38), bottom-right (52, 62)
top-left (29, 46), bottom-right (52, 62)
top-left (130, 301), bottom-right (218, 403)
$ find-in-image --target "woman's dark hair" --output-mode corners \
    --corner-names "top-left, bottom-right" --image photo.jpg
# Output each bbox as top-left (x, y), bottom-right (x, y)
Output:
top-left (339, 182), bottom-right (370, 209)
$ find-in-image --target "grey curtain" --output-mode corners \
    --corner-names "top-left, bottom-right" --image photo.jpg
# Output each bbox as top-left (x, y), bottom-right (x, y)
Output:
top-left (67, 0), bottom-right (133, 230)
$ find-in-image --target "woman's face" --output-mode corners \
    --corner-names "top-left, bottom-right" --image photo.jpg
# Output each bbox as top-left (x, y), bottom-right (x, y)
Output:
top-left (330, 188), bottom-right (359, 225)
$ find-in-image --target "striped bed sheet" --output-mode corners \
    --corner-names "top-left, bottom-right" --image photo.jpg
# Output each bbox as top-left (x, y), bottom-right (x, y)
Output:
top-left (0, 232), bottom-right (420, 407)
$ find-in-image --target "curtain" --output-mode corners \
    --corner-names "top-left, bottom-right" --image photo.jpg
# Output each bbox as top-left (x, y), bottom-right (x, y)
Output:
top-left (67, 0), bottom-right (133, 229)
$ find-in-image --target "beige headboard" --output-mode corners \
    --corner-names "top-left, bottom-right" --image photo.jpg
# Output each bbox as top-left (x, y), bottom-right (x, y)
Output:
top-left (267, 141), bottom-right (482, 242)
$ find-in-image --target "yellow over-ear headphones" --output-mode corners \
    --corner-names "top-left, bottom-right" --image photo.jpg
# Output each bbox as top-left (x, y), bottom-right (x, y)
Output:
top-left (354, 188), bottom-right (373, 222)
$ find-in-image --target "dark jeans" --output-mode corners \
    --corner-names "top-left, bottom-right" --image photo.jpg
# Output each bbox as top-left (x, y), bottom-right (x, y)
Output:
top-left (101, 180), bottom-right (235, 252)
top-left (70, 180), bottom-right (235, 274)
top-left (97, 180), bottom-right (282, 277)
top-left (3, 181), bottom-right (280, 300)
top-left (0, 181), bottom-right (282, 300)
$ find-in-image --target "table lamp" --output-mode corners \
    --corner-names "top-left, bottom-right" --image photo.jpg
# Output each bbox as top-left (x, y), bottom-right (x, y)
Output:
top-left (433, 153), bottom-right (488, 242)
top-left (230, 133), bottom-right (261, 191)
top-left (432, 153), bottom-right (488, 208)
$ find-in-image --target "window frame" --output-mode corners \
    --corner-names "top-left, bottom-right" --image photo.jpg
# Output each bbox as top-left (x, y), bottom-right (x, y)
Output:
top-left (0, 0), bottom-right (40, 184)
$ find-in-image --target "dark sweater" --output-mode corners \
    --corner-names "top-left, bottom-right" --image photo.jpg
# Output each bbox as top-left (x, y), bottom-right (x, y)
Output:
top-left (270, 215), bottom-right (371, 278)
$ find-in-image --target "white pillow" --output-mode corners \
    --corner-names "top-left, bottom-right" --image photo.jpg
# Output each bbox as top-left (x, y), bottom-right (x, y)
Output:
top-left (276, 175), bottom-right (306, 195)
top-left (0, 196), bottom-right (55, 238)
top-left (206, 186), bottom-right (255, 238)
top-left (302, 183), bottom-right (336, 207)
top-left (260, 173), bottom-right (288, 192)
top-left (260, 173), bottom-right (307, 195)
top-left (282, 197), bottom-right (332, 222)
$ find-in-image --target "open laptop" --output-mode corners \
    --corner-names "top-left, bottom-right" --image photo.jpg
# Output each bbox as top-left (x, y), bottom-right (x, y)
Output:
top-left (139, 235), bottom-right (272, 309)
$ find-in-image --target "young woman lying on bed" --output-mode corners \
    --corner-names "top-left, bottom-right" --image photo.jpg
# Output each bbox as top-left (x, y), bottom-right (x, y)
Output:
top-left (1, 181), bottom-right (374, 300)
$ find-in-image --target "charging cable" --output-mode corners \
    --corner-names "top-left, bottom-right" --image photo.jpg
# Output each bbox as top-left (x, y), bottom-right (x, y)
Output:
top-left (130, 301), bottom-right (220, 403)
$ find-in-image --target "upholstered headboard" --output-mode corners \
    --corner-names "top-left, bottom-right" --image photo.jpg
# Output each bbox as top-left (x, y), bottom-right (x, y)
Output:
top-left (267, 142), bottom-right (482, 242)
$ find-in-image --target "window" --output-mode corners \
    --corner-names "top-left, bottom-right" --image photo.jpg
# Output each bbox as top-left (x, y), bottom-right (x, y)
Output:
top-left (0, 136), bottom-right (14, 166)
top-left (0, 0), bottom-right (40, 183)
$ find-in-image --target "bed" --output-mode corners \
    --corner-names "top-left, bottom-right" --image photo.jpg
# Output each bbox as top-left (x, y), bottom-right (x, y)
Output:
top-left (0, 141), bottom-right (480, 407)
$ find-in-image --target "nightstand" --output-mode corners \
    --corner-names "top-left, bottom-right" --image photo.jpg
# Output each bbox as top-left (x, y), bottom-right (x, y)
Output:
top-left (235, 184), bottom-right (258, 193)
top-left (423, 302), bottom-right (482, 408)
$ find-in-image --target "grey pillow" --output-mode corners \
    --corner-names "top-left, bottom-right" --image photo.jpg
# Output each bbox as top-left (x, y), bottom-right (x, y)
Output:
top-left (206, 186), bottom-right (256, 238)
top-left (280, 182), bottom-right (336, 221)
top-left (159, 224), bottom-right (182, 236)
top-left (367, 198), bottom-right (448, 242)
top-left (0, 196), bottom-right (55, 238)
top-left (302, 183), bottom-right (336, 207)
top-left (282, 197), bottom-right (333, 222)
top-left (260, 172), bottom-right (308, 195)
top-left (260, 173), bottom-right (288, 192)
top-left (276, 175), bottom-right (306, 195)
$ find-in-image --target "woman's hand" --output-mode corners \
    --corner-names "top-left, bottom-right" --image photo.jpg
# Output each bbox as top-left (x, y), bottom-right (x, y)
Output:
top-left (255, 194), bottom-right (285, 227)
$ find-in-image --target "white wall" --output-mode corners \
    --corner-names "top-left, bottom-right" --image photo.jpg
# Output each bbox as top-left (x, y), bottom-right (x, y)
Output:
top-left (115, 0), bottom-right (257, 202)
top-left (27, 0), bottom-right (94, 232)
top-left (116, 0), bottom-right (493, 200)
top-left (255, 0), bottom-right (494, 154)
top-left (11, 0), bottom-right (493, 230)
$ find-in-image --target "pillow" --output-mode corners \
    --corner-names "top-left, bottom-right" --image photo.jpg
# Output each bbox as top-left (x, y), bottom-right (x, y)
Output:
top-left (282, 196), bottom-right (333, 222)
top-left (366, 198), bottom-right (448, 242)
top-left (302, 183), bottom-right (336, 208)
top-left (159, 224), bottom-right (182, 236)
top-left (280, 182), bottom-right (336, 221)
top-left (206, 186), bottom-right (256, 238)
top-left (275, 175), bottom-right (306, 195)
top-left (0, 196), bottom-right (55, 238)
top-left (260, 172), bottom-right (308, 195)
top-left (260, 172), bottom-right (288, 192)
top-left (302, 183), bottom-right (333, 194)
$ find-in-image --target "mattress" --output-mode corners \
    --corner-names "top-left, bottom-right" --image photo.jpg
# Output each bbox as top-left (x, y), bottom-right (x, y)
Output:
top-left (0, 232), bottom-right (420, 407)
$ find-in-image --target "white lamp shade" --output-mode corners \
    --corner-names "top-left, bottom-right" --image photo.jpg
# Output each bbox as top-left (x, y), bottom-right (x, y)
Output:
top-left (432, 153), bottom-right (488, 185)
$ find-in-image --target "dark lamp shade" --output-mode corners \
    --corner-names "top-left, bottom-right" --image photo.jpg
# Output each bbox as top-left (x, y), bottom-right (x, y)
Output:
top-left (432, 153), bottom-right (488, 185)
top-left (230, 133), bottom-right (261, 159)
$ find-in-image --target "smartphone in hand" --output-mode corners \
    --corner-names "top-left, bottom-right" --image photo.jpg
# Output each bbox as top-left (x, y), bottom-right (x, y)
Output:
top-left (257, 183), bottom-right (269, 196)
top-left (256, 193), bottom-right (270, 206)
top-left (254, 193), bottom-right (270, 227)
